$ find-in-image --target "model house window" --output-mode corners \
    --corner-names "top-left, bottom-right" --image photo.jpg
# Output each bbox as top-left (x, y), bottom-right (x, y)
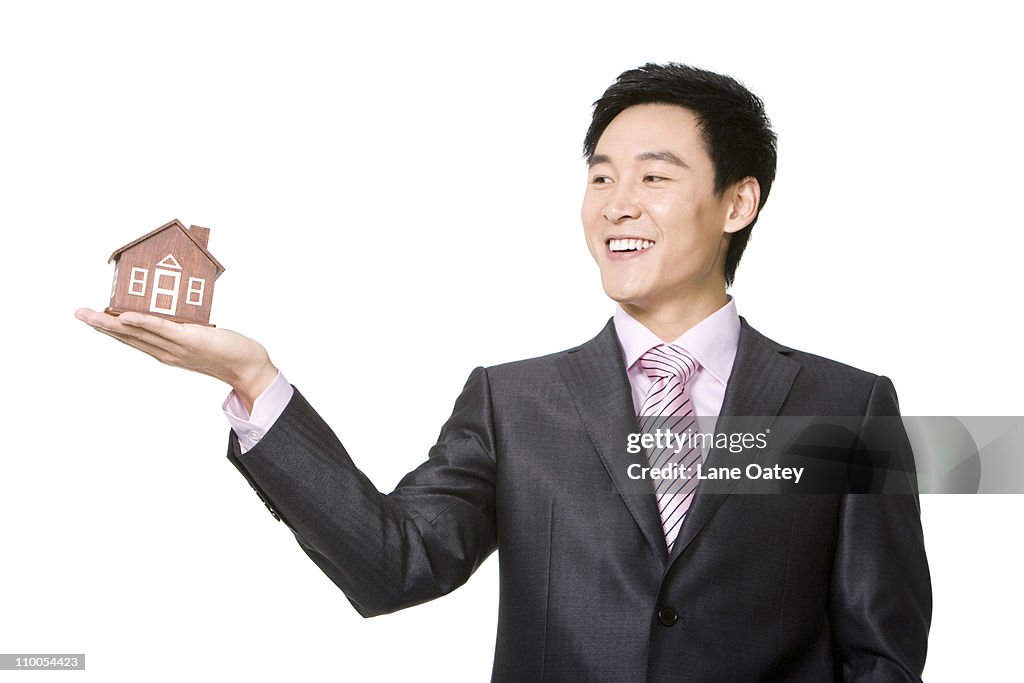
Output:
top-left (186, 277), bottom-right (206, 306)
top-left (129, 267), bottom-right (148, 296)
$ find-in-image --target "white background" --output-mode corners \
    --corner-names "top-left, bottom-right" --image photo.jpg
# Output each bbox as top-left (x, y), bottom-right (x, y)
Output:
top-left (1, 1), bottom-right (1021, 680)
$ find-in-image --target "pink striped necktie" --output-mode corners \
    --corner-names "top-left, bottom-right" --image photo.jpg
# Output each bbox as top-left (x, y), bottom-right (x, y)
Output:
top-left (639, 344), bottom-right (702, 553)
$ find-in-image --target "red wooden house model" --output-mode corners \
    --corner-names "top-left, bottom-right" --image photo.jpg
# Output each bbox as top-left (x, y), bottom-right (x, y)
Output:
top-left (106, 219), bottom-right (225, 326)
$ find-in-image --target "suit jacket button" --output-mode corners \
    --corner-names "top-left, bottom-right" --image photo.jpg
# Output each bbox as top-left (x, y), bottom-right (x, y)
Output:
top-left (658, 607), bottom-right (679, 626)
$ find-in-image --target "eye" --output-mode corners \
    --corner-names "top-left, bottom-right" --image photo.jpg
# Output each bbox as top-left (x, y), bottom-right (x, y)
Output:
top-left (644, 174), bottom-right (668, 183)
top-left (590, 175), bottom-right (613, 185)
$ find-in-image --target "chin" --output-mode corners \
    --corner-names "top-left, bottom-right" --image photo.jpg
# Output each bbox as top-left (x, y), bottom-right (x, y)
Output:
top-left (601, 282), bottom-right (647, 306)
top-left (598, 266), bottom-right (656, 303)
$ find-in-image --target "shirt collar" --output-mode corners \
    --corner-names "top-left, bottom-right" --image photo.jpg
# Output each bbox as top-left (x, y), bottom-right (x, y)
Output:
top-left (612, 296), bottom-right (741, 387)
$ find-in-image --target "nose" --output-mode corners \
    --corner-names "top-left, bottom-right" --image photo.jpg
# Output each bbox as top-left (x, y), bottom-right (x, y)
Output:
top-left (602, 183), bottom-right (641, 223)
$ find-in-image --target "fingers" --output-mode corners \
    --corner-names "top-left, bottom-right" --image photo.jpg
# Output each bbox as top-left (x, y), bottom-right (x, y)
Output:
top-left (92, 327), bottom-right (183, 367)
top-left (75, 308), bottom-right (187, 356)
top-left (118, 311), bottom-right (190, 345)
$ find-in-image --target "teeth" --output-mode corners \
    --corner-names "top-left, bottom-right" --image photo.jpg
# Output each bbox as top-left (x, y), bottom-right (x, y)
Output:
top-left (609, 238), bottom-right (654, 253)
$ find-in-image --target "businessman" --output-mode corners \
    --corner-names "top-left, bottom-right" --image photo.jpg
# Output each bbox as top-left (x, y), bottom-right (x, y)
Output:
top-left (76, 63), bottom-right (932, 681)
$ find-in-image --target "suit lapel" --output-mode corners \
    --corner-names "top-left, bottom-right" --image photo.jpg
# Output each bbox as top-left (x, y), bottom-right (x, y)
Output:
top-left (667, 317), bottom-right (800, 564)
top-left (555, 317), bottom-right (802, 564)
top-left (555, 320), bottom-right (668, 558)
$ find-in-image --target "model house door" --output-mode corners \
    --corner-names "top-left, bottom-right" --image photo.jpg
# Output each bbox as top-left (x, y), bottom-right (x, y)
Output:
top-left (149, 268), bottom-right (181, 315)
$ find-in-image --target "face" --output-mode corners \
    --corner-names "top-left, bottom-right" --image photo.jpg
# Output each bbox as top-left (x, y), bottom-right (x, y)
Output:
top-left (582, 103), bottom-right (740, 315)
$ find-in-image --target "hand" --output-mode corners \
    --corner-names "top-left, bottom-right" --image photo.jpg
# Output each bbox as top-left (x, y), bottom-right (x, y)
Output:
top-left (74, 308), bottom-right (277, 412)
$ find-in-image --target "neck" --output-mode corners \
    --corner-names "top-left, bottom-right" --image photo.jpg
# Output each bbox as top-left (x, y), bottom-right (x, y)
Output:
top-left (621, 289), bottom-right (729, 342)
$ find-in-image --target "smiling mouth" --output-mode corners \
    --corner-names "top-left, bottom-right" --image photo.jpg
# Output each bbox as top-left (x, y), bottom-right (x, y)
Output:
top-left (608, 238), bottom-right (655, 253)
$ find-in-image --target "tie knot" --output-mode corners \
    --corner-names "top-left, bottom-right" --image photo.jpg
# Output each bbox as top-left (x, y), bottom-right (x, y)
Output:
top-left (640, 344), bottom-right (699, 385)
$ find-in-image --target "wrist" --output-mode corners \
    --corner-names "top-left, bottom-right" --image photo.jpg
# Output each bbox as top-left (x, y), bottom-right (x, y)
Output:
top-left (231, 361), bottom-right (278, 414)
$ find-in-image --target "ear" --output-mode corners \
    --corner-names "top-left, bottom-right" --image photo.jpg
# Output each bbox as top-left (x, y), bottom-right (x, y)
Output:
top-left (723, 176), bottom-right (761, 234)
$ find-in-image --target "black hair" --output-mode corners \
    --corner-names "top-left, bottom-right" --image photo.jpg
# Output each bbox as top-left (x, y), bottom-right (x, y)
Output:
top-left (584, 63), bottom-right (777, 286)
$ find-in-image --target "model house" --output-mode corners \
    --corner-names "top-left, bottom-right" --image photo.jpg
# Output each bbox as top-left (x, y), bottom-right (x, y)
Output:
top-left (106, 219), bottom-right (226, 326)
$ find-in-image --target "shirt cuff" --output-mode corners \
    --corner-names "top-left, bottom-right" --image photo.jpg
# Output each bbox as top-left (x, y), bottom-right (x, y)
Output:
top-left (222, 370), bottom-right (294, 454)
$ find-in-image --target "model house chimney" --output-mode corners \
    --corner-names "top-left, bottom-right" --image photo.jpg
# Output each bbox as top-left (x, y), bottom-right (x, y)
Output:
top-left (189, 225), bottom-right (211, 249)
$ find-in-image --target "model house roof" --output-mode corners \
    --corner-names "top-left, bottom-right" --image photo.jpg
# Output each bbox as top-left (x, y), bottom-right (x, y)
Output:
top-left (108, 218), bottom-right (226, 273)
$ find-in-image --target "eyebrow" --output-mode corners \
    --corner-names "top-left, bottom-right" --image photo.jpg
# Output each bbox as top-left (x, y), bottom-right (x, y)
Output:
top-left (588, 150), bottom-right (690, 169)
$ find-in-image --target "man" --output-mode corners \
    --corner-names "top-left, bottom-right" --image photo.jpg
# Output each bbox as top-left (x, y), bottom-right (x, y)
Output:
top-left (76, 63), bottom-right (931, 680)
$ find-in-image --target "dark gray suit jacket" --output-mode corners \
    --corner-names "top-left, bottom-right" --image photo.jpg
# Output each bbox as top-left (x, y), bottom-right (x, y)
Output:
top-left (227, 318), bottom-right (931, 681)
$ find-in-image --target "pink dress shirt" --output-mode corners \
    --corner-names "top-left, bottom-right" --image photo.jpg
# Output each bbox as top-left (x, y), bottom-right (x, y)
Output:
top-left (613, 297), bottom-right (741, 428)
top-left (222, 370), bottom-right (294, 453)
top-left (224, 298), bottom-right (741, 453)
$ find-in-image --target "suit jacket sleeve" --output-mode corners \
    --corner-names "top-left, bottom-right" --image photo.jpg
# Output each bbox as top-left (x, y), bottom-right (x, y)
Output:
top-left (830, 375), bottom-right (933, 681)
top-left (225, 367), bottom-right (499, 617)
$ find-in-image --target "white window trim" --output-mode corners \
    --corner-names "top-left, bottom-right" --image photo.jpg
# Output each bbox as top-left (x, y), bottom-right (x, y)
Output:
top-left (128, 267), bottom-right (148, 296)
top-left (186, 277), bottom-right (206, 306)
